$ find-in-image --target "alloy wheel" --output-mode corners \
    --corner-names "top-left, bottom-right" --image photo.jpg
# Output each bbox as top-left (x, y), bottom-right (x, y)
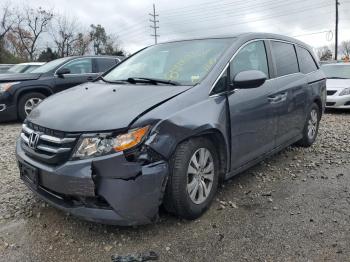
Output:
top-left (307, 109), bottom-right (318, 140)
top-left (187, 148), bottom-right (215, 205)
top-left (24, 98), bottom-right (42, 116)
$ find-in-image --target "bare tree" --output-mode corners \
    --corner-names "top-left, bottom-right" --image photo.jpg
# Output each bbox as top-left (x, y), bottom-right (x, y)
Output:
top-left (0, 3), bottom-right (14, 40)
top-left (316, 46), bottom-right (333, 61)
top-left (72, 32), bottom-right (91, 55)
top-left (51, 15), bottom-right (79, 57)
top-left (340, 40), bottom-right (350, 59)
top-left (13, 6), bottom-right (53, 60)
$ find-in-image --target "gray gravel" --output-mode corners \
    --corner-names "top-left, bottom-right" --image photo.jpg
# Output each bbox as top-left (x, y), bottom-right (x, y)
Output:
top-left (0, 111), bottom-right (350, 262)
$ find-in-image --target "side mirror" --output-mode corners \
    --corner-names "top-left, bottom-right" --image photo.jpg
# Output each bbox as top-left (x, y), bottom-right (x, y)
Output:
top-left (232, 70), bottom-right (267, 89)
top-left (56, 68), bottom-right (70, 77)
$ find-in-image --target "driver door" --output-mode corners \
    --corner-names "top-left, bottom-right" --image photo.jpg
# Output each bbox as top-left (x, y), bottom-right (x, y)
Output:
top-left (228, 40), bottom-right (279, 170)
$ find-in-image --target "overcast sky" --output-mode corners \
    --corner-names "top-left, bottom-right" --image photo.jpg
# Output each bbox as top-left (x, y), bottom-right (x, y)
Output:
top-left (7, 0), bottom-right (350, 53)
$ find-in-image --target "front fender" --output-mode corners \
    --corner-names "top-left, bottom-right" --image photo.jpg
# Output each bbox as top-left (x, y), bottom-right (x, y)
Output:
top-left (143, 95), bottom-right (230, 162)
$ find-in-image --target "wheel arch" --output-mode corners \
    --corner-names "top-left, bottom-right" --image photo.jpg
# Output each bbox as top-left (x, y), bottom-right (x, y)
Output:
top-left (15, 86), bottom-right (53, 104)
top-left (147, 127), bottom-right (229, 184)
top-left (313, 97), bottom-right (323, 117)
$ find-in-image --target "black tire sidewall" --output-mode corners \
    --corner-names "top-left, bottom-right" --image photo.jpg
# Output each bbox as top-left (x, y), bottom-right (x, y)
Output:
top-left (18, 92), bottom-right (46, 121)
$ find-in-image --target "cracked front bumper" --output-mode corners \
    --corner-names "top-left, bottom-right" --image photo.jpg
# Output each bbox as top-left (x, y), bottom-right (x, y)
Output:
top-left (16, 139), bottom-right (169, 226)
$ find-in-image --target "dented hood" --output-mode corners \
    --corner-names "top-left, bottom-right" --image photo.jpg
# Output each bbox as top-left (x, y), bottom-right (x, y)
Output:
top-left (28, 82), bottom-right (191, 132)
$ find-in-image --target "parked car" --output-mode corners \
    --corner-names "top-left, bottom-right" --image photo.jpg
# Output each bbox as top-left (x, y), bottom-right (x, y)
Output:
top-left (6, 62), bottom-right (46, 74)
top-left (16, 33), bottom-right (326, 225)
top-left (321, 63), bottom-right (350, 109)
top-left (0, 56), bottom-right (122, 121)
top-left (0, 64), bottom-right (14, 74)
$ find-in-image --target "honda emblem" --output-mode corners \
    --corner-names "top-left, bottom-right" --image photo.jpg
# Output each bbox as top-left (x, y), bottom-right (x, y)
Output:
top-left (28, 132), bottom-right (40, 149)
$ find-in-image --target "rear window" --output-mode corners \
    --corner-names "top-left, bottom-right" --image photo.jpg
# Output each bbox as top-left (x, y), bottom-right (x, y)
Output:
top-left (296, 46), bottom-right (318, 74)
top-left (271, 41), bottom-right (299, 77)
top-left (96, 58), bottom-right (118, 73)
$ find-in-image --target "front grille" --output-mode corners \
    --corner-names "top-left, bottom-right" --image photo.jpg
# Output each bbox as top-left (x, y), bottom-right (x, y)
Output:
top-left (326, 102), bottom-right (336, 106)
top-left (21, 123), bottom-right (80, 165)
top-left (327, 90), bottom-right (337, 96)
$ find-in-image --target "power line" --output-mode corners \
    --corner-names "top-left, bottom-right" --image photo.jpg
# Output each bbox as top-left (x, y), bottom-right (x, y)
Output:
top-left (162, 0), bottom-right (328, 26)
top-left (149, 4), bottom-right (159, 44)
top-left (161, 2), bottom-right (332, 37)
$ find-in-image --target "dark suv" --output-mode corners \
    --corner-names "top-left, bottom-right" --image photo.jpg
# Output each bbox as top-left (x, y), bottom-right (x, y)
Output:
top-left (16, 33), bottom-right (326, 226)
top-left (0, 56), bottom-right (123, 121)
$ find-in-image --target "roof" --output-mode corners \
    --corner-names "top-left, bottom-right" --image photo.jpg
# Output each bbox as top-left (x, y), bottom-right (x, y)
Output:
top-left (158, 32), bottom-right (313, 50)
top-left (18, 62), bottom-right (46, 65)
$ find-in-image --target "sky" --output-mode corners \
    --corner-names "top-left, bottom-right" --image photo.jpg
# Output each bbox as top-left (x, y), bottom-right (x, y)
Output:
top-left (6, 0), bottom-right (350, 54)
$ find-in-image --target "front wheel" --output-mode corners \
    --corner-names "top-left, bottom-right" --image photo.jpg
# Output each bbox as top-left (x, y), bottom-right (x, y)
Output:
top-left (18, 92), bottom-right (46, 121)
top-left (296, 103), bottom-right (320, 147)
top-left (164, 137), bottom-right (219, 220)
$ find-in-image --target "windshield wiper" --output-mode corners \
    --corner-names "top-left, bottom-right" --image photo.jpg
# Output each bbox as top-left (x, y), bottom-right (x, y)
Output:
top-left (97, 75), bottom-right (128, 84)
top-left (327, 77), bottom-right (348, 79)
top-left (122, 77), bottom-right (181, 86)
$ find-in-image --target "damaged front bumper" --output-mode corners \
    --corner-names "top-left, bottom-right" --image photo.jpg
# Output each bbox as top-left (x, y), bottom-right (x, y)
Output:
top-left (16, 139), bottom-right (169, 226)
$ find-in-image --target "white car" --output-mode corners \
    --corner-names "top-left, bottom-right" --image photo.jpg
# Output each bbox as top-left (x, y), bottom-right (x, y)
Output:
top-left (6, 62), bottom-right (45, 74)
top-left (322, 63), bottom-right (350, 109)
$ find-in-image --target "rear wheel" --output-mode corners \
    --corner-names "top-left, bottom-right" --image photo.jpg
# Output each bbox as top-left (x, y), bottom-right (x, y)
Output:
top-left (296, 103), bottom-right (320, 147)
top-left (164, 137), bottom-right (219, 220)
top-left (18, 92), bottom-right (46, 121)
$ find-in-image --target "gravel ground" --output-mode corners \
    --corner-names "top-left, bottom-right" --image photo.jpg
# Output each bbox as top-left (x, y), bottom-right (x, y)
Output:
top-left (0, 111), bottom-right (349, 262)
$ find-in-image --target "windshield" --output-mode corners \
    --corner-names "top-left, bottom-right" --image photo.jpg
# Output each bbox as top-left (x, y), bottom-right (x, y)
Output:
top-left (104, 38), bottom-right (234, 85)
top-left (8, 64), bottom-right (27, 73)
top-left (31, 57), bottom-right (71, 73)
top-left (322, 64), bottom-right (350, 79)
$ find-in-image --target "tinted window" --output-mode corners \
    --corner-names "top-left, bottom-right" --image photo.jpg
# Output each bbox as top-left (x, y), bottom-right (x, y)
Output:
top-left (63, 58), bottom-right (92, 74)
top-left (96, 58), bottom-right (118, 73)
top-left (296, 46), bottom-right (318, 74)
top-left (271, 41), bottom-right (299, 77)
top-left (230, 41), bottom-right (269, 80)
top-left (212, 70), bottom-right (228, 94)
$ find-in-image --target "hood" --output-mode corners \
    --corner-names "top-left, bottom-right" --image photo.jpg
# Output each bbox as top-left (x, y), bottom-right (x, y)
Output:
top-left (326, 78), bottom-right (350, 89)
top-left (28, 82), bottom-right (191, 132)
top-left (0, 73), bottom-right (42, 82)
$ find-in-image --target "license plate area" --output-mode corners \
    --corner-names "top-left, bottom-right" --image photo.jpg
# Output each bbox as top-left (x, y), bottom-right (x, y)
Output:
top-left (19, 162), bottom-right (39, 189)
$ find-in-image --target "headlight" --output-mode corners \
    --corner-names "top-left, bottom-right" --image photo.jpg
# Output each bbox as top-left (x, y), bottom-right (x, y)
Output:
top-left (339, 88), bottom-right (350, 96)
top-left (0, 82), bottom-right (20, 92)
top-left (72, 126), bottom-right (150, 160)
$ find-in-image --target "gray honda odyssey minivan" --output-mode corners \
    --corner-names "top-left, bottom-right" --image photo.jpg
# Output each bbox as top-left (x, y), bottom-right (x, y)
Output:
top-left (16, 33), bottom-right (326, 225)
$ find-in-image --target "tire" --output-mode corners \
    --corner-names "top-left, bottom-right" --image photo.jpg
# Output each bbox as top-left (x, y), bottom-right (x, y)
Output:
top-left (164, 137), bottom-right (219, 220)
top-left (18, 92), bottom-right (46, 121)
top-left (296, 103), bottom-right (320, 147)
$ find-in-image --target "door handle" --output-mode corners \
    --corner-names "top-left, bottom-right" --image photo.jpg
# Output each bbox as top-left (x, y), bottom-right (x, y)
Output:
top-left (87, 76), bottom-right (94, 81)
top-left (268, 95), bottom-right (282, 103)
top-left (268, 92), bottom-right (288, 104)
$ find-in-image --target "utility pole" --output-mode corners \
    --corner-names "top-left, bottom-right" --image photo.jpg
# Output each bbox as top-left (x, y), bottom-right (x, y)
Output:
top-left (149, 4), bottom-right (159, 44)
top-left (335, 0), bottom-right (340, 60)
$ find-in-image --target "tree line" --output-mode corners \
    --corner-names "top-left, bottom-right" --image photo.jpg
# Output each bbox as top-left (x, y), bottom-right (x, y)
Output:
top-left (315, 41), bottom-right (350, 61)
top-left (0, 4), bottom-right (126, 63)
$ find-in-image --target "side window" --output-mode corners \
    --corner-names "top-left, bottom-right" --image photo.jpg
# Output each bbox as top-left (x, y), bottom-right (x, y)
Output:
top-left (96, 58), bottom-right (118, 73)
top-left (270, 41), bottom-right (299, 77)
top-left (230, 41), bottom-right (269, 80)
top-left (296, 46), bottom-right (318, 74)
top-left (63, 58), bottom-right (92, 74)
